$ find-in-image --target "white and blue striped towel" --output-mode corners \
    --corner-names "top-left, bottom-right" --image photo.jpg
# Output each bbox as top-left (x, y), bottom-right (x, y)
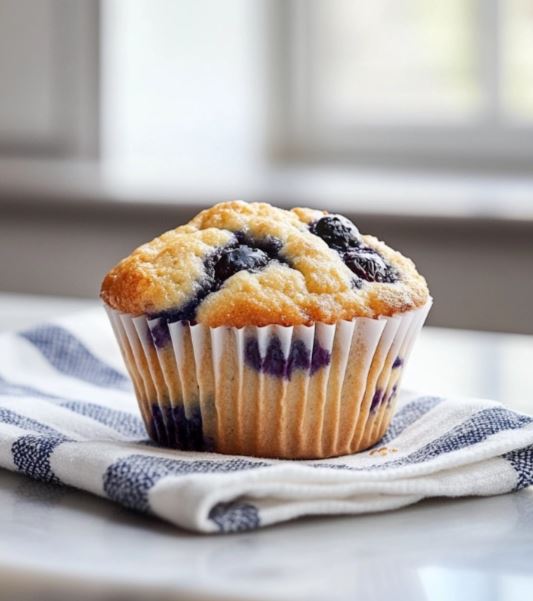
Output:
top-left (0, 309), bottom-right (532, 533)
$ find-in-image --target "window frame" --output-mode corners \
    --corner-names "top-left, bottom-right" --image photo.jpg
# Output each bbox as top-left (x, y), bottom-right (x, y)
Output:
top-left (0, 0), bottom-right (100, 160)
top-left (274, 0), bottom-right (533, 172)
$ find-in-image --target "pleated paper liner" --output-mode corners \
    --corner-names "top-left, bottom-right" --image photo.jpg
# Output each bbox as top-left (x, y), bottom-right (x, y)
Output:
top-left (106, 300), bottom-right (432, 459)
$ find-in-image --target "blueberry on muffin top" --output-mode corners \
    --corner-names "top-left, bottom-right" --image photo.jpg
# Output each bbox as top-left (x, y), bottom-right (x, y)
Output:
top-left (101, 201), bottom-right (429, 327)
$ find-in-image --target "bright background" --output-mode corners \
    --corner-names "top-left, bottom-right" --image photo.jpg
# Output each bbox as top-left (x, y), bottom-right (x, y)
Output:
top-left (0, 0), bottom-right (532, 333)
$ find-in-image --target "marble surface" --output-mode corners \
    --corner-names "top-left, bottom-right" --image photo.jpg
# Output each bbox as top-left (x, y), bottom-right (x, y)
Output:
top-left (1, 292), bottom-right (532, 601)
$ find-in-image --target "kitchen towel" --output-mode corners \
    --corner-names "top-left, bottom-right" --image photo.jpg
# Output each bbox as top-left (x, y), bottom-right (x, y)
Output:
top-left (0, 309), bottom-right (532, 533)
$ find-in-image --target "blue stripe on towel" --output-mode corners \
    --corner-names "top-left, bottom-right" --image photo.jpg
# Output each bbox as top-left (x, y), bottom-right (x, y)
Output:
top-left (0, 371), bottom-right (144, 438)
top-left (311, 405), bottom-right (533, 472)
top-left (59, 401), bottom-right (145, 438)
top-left (503, 445), bottom-right (533, 491)
top-left (20, 325), bottom-right (129, 389)
top-left (11, 435), bottom-right (65, 484)
top-left (208, 502), bottom-right (261, 533)
top-left (0, 407), bottom-right (62, 437)
top-left (0, 375), bottom-right (66, 402)
top-left (398, 406), bottom-right (533, 465)
top-left (103, 455), bottom-right (269, 513)
top-left (379, 396), bottom-right (443, 445)
top-left (0, 408), bottom-right (67, 484)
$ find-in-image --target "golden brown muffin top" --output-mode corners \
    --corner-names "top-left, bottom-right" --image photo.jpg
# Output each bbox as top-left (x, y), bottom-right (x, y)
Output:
top-left (101, 201), bottom-right (429, 326)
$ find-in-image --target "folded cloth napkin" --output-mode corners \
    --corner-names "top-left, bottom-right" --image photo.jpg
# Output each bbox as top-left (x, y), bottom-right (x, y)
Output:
top-left (0, 309), bottom-right (532, 533)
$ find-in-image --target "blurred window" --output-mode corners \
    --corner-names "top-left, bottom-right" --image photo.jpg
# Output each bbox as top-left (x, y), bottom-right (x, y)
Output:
top-left (284, 0), bottom-right (533, 169)
top-left (0, 0), bottom-right (99, 158)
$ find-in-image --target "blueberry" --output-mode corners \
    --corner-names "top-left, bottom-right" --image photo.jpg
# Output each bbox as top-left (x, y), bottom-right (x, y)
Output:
top-left (262, 337), bottom-right (287, 377)
top-left (234, 232), bottom-right (287, 263)
top-left (344, 249), bottom-right (397, 283)
top-left (370, 389), bottom-right (383, 412)
top-left (392, 356), bottom-right (403, 369)
top-left (309, 215), bottom-right (361, 251)
top-left (252, 236), bottom-right (284, 259)
top-left (310, 342), bottom-right (331, 374)
top-left (152, 239), bottom-right (279, 324)
top-left (151, 284), bottom-right (212, 325)
top-left (287, 340), bottom-right (310, 376)
top-left (245, 338), bottom-right (262, 371)
top-left (214, 245), bottom-right (269, 281)
top-left (308, 215), bottom-right (398, 284)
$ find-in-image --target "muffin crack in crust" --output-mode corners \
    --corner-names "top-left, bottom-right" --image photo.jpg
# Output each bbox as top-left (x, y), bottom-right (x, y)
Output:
top-left (101, 200), bottom-right (429, 327)
top-left (151, 232), bottom-right (289, 323)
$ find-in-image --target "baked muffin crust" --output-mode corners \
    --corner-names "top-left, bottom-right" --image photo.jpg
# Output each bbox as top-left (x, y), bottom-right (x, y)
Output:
top-left (101, 201), bottom-right (429, 326)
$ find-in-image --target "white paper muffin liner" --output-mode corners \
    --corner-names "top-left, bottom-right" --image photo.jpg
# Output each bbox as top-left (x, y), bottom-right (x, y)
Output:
top-left (105, 300), bottom-right (432, 459)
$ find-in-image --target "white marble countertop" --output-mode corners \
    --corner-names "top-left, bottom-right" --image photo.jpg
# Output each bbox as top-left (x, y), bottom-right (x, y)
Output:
top-left (1, 292), bottom-right (532, 601)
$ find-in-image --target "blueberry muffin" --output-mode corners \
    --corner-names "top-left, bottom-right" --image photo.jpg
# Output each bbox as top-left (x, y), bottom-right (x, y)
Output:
top-left (101, 201), bottom-right (430, 458)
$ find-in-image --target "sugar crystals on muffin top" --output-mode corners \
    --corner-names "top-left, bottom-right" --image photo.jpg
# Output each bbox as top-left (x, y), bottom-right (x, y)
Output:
top-left (101, 201), bottom-right (429, 326)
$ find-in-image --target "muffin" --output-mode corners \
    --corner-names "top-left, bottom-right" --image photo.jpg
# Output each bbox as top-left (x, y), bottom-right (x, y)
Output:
top-left (101, 200), bottom-right (431, 459)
